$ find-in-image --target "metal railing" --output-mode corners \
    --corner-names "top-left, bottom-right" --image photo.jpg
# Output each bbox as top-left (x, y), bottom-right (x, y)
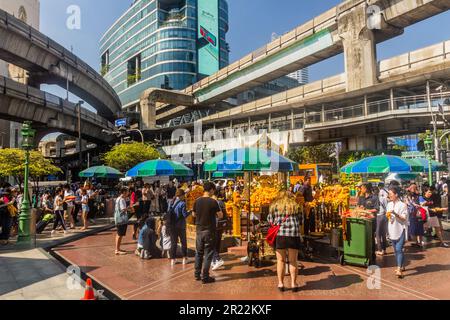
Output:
top-left (305, 92), bottom-right (450, 126)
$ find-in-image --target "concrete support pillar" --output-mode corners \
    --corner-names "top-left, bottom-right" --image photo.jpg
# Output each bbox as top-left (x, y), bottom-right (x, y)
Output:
top-left (140, 97), bottom-right (156, 130)
top-left (291, 110), bottom-right (294, 130)
top-left (338, 2), bottom-right (378, 91)
top-left (268, 113), bottom-right (272, 132)
top-left (344, 135), bottom-right (377, 151)
top-left (321, 105), bottom-right (325, 122)
top-left (364, 95), bottom-right (368, 116)
top-left (390, 89), bottom-right (395, 110)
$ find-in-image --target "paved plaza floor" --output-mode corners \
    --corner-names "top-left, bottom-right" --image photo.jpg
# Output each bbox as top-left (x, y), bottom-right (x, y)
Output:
top-left (0, 219), bottom-right (113, 300)
top-left (52, 228), bottom-right (450, 300)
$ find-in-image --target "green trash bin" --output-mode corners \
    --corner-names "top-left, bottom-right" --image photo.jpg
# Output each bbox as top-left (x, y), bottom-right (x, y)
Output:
top-left (340, 218), bottom-right (373, 267)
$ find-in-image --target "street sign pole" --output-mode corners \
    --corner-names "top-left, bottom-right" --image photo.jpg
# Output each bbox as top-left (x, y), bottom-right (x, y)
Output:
top-left (424, 130), bottom-right (434, 186)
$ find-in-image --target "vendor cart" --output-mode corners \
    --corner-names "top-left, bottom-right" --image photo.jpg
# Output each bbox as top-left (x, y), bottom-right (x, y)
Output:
top-left (339, 218), bottom-right (374, 267)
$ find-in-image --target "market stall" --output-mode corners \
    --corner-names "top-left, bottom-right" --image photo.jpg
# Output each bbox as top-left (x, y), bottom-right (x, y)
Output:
top-left (204, 147), bottom-right (296, 241)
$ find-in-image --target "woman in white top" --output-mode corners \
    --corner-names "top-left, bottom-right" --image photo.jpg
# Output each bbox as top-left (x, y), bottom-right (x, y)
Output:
top-left (386, 186), bottom-right (409, 278)
top-left (114, 187), bottom-right (130, 255)
top-left (51, 187), bottom-right (69, 236)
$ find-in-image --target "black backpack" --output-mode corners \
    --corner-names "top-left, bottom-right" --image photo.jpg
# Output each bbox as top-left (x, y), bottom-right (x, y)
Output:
top-left (164, 199), bottom-right (181, 227)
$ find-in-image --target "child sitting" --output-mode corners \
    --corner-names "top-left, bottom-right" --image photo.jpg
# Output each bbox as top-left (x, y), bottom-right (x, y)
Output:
top-left (135, 217), bottom-right (161, 259)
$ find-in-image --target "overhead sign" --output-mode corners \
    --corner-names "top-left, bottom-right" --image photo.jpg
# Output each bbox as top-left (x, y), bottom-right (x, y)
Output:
top-left (198, 0), bottom-right (219, 76)
top-left (115, 118), bottom-right (127, 127)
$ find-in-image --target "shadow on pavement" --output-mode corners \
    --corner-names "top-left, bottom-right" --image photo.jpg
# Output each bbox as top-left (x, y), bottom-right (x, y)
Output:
top-left (215, 268), bottom-right (277, 283)
top-left (301, 274), bottom-right (363, 291)
top-left (299, 265), bottom-right (331, 276)
top-left (406, 263), bottom-right (450, 277)
top-left (0, 256), bottom-right (62, 296)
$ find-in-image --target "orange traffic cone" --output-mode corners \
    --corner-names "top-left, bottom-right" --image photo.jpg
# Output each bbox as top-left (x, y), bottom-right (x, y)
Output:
top-left (81, 278), bottom-right (96, 300)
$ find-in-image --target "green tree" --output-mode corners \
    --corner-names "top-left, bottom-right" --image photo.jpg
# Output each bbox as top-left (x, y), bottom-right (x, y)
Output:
top-left (287, 144), bottom-right (337, 164)
top-left (0, 148), bottom-right (62, 189)
top-left (102, 142), bottom-right (162, 172)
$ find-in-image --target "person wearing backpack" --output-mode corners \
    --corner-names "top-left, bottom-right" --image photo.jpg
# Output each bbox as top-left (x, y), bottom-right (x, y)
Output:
top-left (166, 189), bottom-right (190, 266)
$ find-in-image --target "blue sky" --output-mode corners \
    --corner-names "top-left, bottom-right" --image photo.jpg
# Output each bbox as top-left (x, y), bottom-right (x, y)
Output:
top-left (40, 0), bottom-right (450, 99)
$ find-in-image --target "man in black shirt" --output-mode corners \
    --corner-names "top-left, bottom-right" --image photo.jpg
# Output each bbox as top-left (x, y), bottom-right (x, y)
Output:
top-left (301, 178), bottom-right (314, 202)
top-left (166, 181), bottom-right (176, 201)
top-left (193, 182), bottom-right (221, 284)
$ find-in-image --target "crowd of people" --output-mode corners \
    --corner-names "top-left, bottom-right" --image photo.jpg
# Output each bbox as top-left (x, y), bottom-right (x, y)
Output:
top-left (113, 180), bottom-right (228, 284)
top-left (261, 177), bottom-right (450, 291)
top-left (0, 181), bottom-right (110, 245)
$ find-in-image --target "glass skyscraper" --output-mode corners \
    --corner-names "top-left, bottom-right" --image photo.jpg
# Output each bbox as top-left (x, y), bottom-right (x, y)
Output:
top-left (100, 0), bottom-right (229, 109)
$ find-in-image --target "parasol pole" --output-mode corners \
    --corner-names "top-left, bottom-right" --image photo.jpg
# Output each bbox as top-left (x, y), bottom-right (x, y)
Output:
top-left (247, 171), bottom-right (252, 242)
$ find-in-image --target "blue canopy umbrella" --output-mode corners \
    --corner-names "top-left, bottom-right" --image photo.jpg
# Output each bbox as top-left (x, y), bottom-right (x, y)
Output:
top-left (204, 147), bottom-right (296, 172)
top-left (340, 155), bottom-right (415, 174)
top-left (126, 159), bottom-right (194, 177)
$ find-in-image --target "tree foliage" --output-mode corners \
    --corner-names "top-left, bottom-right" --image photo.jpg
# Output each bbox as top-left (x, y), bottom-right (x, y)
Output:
top-left (0, 148), bottom-right (62, 186)
top-left (287, 144), bottom-right (337, 164)
top-left (102, 142), bottom-right (162, 172)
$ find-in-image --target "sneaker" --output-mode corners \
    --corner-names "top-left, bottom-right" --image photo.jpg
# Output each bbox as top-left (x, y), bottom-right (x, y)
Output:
top-left (442, 242), bottom-right (449, 248)
top-left (170, 259), bottom-right (177, 267)
top-left (182, 257), bottom-right (190, 265)
top-left (115, 250), bottom-right (127, 255)
top-left (211, 259), bottom-right (224, 271)
top-left (202, 276), bottom-right (215, 284)
top-left (135, 249), bottom-right (141, 256)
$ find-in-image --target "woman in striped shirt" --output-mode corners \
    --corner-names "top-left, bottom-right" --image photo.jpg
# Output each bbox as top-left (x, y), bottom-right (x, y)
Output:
top-left (267, 194), bottom-right (302, 292)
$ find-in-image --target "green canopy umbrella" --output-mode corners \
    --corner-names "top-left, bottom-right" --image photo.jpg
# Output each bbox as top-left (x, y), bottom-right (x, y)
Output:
top-left (126, 159), bottom-right (193, 177)
top-left (204, 147), bottom-right (296, 172)
top-left (79, 166), bottom-right (123, 179)
top-left (340, 162), bottom-right (356, 174)
top-left (403, 158), bottom-right (446, 173)
top-left (340, 155), bottom-right (419, 174)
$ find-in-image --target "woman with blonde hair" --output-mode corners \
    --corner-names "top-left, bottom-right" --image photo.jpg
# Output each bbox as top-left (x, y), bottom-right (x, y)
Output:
top-left (267, 191), bottom-right (302, 292)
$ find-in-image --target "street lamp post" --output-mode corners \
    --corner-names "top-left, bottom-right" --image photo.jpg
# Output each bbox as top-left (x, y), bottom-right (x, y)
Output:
top-left (424, 130), bottom-right (434, 186)
top-left (17, 121), bottom-right (36, 243)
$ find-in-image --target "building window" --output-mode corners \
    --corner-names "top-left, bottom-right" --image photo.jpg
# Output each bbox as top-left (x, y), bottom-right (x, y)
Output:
top-left (127, 54), bottom-right (142, 86)
top-left (101, 50), bottom-right (110, 76)
top-left (14, 129), bottom-right (19, 148)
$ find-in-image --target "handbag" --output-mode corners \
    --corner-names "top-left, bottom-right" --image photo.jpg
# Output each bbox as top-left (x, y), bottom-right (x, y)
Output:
top-left (266, 215), bottom-right (288, 247)
top-left (114, 198), bottom-right (129, 225)
top-left (417, 207), bottom-right (428, 223)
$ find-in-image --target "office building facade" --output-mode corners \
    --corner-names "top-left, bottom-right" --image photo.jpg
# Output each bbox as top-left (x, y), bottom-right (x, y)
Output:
top-left (288, 68), bottom-right (309, 85)
top-left (100, 0), bottom-right (230, 109)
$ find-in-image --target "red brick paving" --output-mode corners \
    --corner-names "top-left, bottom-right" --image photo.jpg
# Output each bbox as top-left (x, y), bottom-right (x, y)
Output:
top-left (52, 229), bottom-right (450, 300)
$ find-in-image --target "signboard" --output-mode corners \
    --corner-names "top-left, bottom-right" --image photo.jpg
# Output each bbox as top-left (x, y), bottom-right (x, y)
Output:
top-left (115, 118), bottom-right (127, 127)
top-left (401, 151), bottom-right (426, 158)
top-left (198, 0), bottom-right (219, 76)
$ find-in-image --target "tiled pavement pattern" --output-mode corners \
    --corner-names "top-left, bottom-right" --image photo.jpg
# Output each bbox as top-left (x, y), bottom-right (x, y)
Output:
top-left (53, 226), bottom-right (450, 300)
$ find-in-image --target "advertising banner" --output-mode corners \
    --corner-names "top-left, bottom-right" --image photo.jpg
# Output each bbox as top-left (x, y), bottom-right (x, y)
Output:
top-left (198, 0), bottom-right (219, 76)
